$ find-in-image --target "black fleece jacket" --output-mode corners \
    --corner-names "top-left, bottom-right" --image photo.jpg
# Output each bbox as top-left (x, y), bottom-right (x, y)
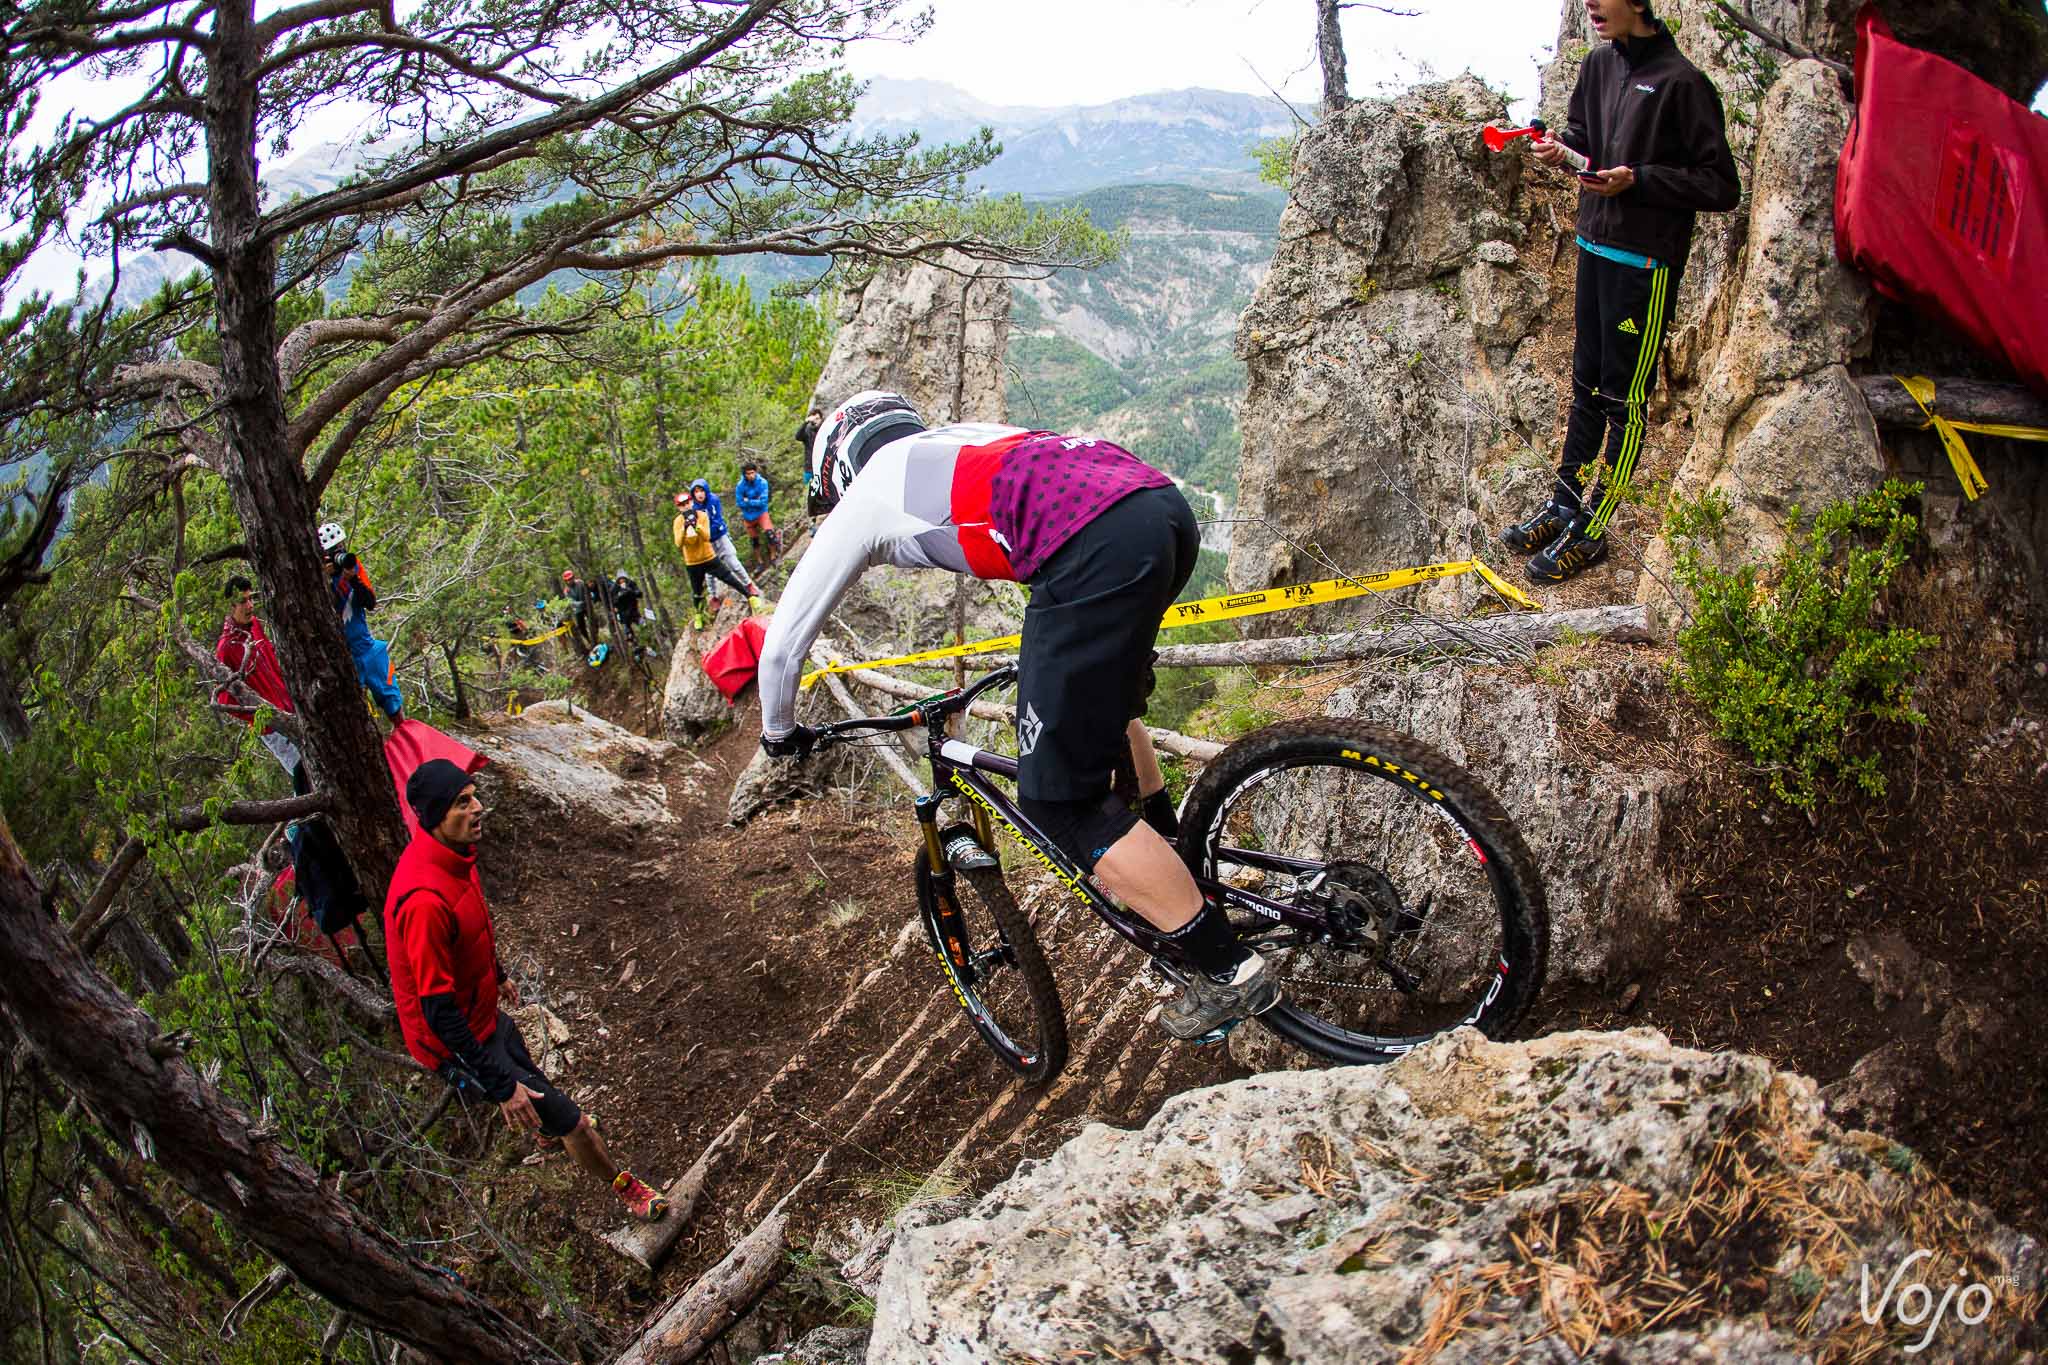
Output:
top-left (1561, 25), bottom-right (1741, 269)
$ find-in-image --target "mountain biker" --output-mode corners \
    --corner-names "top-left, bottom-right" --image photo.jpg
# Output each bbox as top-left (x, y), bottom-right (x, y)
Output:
top-left (734, 461), bottom-right (782, 567)
top-left (1499, 0), bottom-right (1739, 582)
top-left (675, 488), bottom-right (765, 611)
top-left (674, 505), bottom-right (757, 630)
top-left (756, 391), bottom-right (1278, 1041)
top-left (387, 759), bottom-right (669, 1222)
top-left (318, 522), bottom-right (403, 722)
top-left (215, 575), bottom-right (308, 791)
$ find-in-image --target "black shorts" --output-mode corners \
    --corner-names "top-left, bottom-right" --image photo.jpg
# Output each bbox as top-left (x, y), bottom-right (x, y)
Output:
top-left (1016, 483), bottom-right (1200, 802)
top-left (439, 1009), bottom-right (583, 1138)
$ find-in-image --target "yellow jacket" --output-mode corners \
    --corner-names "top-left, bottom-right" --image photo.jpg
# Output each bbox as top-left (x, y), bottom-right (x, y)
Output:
top-left (673, 511), bottom-right (714, 566)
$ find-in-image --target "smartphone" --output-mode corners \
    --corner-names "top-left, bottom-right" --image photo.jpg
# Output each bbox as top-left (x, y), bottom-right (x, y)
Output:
top-left (1576, 170), bottom-right (1606, 184)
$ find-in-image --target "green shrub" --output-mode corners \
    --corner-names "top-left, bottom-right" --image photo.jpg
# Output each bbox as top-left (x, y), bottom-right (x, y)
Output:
top-left (1667, 481), bottom-right (1935, 809)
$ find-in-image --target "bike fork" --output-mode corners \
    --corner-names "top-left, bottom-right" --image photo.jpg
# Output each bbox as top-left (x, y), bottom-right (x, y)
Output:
top-left (916, 796), bottom-right (974, 977)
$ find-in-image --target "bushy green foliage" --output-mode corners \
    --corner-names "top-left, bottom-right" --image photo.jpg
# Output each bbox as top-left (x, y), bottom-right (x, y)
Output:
top-left (1252, 134), bottom-right (1299, 190)
top-left (1668, 481), bottom-right (1936, 809)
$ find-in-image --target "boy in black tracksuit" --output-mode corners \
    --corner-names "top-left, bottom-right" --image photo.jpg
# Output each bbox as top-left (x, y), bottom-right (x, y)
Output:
top-left (1502, 0), bottom-right (1740, 582)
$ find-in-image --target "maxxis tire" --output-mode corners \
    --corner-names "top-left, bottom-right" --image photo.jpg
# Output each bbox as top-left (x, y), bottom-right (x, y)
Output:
top-left (1176, 718), bottom-right (1550, 1064)
top-left (915, 856), bottom-right (1069, 1085)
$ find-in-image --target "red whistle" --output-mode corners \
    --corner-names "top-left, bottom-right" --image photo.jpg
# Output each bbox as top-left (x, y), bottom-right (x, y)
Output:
top-left (1481, 123), bottom-right (1540, 152)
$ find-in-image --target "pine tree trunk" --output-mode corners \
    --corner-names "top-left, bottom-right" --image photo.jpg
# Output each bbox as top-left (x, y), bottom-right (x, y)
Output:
top-left (0, 815), bottom-right (554, 1362)
top-left (205, 0), bottom-right (404, 894)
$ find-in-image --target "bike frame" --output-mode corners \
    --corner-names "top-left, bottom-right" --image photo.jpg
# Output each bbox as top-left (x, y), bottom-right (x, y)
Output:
top-left (816, 666), bottom-right (1341, 975)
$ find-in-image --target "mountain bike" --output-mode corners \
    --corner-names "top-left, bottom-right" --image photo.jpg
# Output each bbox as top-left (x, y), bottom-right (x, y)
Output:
top-left (808, 664), bottom-right (1549, 1083)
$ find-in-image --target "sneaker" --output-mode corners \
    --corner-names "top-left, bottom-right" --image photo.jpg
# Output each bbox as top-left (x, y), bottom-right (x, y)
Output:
top-left (613, 1171), bottom-right (669, 1222)
top-left (691, 610), bottom-right (707, 631)
top-left (1526, 525), bottom-right (1609, 583)
top-left (747, 594), bottom-right (767, 613)
top-left (1500, 503), bottom-right (1571, 554)
top-left (1159, 955), bottom-right (1280, 1042)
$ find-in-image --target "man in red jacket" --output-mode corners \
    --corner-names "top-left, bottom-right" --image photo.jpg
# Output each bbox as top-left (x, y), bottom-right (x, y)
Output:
top-left (215, 575), bottom-right (307, 791)
top-left (386, 760), bottom-right (670, 1222)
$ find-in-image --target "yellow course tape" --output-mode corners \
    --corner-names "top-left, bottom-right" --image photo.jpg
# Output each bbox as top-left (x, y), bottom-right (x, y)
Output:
top-left (490, 623), bottom-right (572, 647)
top-left (801, 558), bottom-right (1542, 689)
top-left (1894, 375), bottom-right (2048, 503)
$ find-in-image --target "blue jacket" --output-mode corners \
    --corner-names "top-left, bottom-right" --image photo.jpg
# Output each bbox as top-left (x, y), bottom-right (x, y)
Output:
top-left (689, 479), bottom-right (730, 540)
top-left (734, 472), bottom-right (772, 521)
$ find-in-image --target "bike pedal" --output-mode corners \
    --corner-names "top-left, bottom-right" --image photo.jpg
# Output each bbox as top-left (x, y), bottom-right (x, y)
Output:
top-left (1188, 1019), bottom-right (1242, 1046)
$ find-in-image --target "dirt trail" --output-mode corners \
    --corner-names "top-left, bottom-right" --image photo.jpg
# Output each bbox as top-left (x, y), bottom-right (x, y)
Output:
top-left (455, 681), bottom-right (1237, 1345)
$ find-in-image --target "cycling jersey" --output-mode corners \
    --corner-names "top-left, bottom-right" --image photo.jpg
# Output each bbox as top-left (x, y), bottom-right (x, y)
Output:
top-left (757, 423), bottom-right (1172, 737)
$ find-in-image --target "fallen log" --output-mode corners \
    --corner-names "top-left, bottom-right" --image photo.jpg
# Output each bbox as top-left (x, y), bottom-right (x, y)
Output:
top-left (612, 1162), bottom-right (820, 1365)
top-left (1855, 375), bottom-right (2048, 432)
top-left (1148, 604), bottom-right (1653, 668)
top-left (600, 1113), bottom-right (751, 1273)
top-left (836, 665), bottom-right (1225, 763)
top-left (271, 951), bottom-right (397, 1029)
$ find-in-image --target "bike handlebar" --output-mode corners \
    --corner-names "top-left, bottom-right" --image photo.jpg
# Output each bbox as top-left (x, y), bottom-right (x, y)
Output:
top-left (811, 663), bottom-right (1020, 751)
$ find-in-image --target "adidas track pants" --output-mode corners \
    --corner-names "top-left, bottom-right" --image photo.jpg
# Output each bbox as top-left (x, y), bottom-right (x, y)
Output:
top-left (1555, 247), bottom-right (1680, 539)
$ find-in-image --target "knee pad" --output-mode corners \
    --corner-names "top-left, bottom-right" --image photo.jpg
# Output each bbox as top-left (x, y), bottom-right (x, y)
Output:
top-left (1017, 793), bottom-right (1140, 872)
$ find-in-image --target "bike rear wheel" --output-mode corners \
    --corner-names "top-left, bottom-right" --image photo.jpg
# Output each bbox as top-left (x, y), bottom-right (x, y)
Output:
top-left (915, 853), bottom-right (1068, 1083)
top-left (1177, 719), bottom-right (1548, 1064)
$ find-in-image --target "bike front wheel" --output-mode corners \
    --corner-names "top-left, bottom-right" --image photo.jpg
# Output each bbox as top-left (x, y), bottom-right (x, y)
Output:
top-left (915, 851), bottom-right (1068, 1084)
top-left (1177, 719), bottom-right (1549, 1064)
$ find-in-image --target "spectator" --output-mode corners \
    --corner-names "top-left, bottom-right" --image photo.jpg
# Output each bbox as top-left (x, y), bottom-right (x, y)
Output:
top-left (795, 407), bottom-right (821, 465)
top-left (1499, 0), bottom-right (1739, 582)
top-left (672, 505), bottom-right (756, 630)
top-left (675, 487), bottom-right (765, 612)
top-left (609, 572), bottom-right (656, 660)
top-left (387, 760), bottom-right (670, 1223)
top-left (685, 479), bottom-right (757, 596)
top-left (733, 460), bottom-right (782, 569)
top-left (214, 575), bottom-right (308, 792)
top-left (317, 521), bottom-right (404, 721)
top-left (560, 570), bottom-right (597, 651)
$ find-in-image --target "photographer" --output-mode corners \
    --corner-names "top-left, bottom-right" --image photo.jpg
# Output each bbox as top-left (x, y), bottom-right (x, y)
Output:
top-left (318, 521), bottom-right (404, 722)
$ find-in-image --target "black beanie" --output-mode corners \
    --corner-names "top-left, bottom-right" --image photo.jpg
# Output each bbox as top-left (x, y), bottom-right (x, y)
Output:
top-left (406, 759), bottom-right (473, 835)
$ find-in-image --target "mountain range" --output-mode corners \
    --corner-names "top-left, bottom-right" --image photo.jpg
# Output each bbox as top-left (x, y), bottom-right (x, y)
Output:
top-left (96, 79), bottom-right (1284, 497)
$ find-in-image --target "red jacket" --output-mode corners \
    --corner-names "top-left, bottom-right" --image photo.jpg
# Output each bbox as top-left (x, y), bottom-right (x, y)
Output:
top-left (385, 831), bottom-right (501, 1071)
top-left (215, 616), bottom-right (295, 726)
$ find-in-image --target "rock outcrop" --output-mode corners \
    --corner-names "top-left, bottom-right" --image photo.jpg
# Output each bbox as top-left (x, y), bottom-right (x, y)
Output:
top-left (466, 700), bottom-right (681, 827)
top-left (869, 1028), bottom-right (2044, 1363)
top-left (1229, 76), bottom-right (1540, 616)
top-left (809, 249), bottom-right (1011, 423)
top-left (1637, 57), bottom-right (1884, 615)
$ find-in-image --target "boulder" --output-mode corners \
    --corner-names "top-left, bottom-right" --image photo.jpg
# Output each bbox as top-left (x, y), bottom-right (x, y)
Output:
top-left (660, 627), bottom-right (735, 744)
top-left (465, 701), bottom-right (679, 827)
top-left (727, 742), bottom-right (858, 827)
top-left (870, 1027), bottom-right (2044, 1364)
top-left (1225, 657), bottom-right (1684, 1074)
top-left (1229, 77), bottom-right (1544, 617)
top-left (1640, 60), bottom-right (1884, 620)
top-left (810, 249), bottom-right (1010, 423)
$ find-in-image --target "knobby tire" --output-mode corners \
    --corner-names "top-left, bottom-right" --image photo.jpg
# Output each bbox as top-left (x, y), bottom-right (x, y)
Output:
top-left (1177, 719), bottom-right (1549, 1064)
top-left (916, 855), bottom-right (1068, 1084)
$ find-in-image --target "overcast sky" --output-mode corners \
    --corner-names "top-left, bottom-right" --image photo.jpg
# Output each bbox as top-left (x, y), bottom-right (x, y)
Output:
top-left (842, 0), bottom-right (1564, 115)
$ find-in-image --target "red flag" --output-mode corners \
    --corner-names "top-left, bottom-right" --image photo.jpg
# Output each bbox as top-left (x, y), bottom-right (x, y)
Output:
top-left (703, 616), bottom-right (769, 703)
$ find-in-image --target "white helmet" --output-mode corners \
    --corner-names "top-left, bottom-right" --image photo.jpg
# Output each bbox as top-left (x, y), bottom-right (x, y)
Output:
top-left (317, 522), bottom-right (346, 552)
top-left (809, 391), bottom-right (925, 513)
